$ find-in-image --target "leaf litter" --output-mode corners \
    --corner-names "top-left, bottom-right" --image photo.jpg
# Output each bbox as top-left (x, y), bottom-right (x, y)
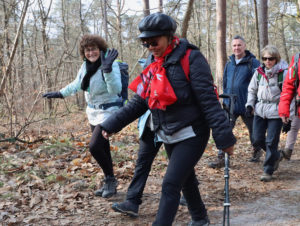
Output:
top-left (0, 111), bottom-right (299, 225)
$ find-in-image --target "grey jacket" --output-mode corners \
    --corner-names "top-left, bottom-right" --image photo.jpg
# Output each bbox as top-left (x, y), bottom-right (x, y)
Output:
top-left (246, 60), bottom-right (289, 119)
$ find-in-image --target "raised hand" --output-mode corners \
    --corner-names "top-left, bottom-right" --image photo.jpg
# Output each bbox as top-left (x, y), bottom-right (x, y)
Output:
top-left (101, 48), bottom-right (119, 73)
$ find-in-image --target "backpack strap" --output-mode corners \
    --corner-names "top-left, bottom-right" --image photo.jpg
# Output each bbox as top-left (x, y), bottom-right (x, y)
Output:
top-left (294, 53), bottom-right (300, 90)
top-left (278, 70), bottom-right (284, 91)
top-left (180, 48), bottom-right (219, 99)
top-left (180, 49), bottom-right (192, 81)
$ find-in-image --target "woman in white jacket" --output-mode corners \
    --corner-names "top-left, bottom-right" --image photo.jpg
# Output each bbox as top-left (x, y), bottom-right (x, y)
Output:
top-left (245, 45), bottom-right (288, 182)
top-left (43, 34), bottom-right (122, 197)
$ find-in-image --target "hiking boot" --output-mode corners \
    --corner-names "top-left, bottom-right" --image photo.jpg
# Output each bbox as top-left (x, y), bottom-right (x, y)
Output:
top-left (249, 148), bottom-right (262, 162)
top-left (111, 200), bottom-right (139, 217)
top-left (102, 176), bottom-right (118, 198)
top-left (179, 195), bottom-right (187, 206)
top-left (282, 148), bottom-right (293, 160)
top-left (94, 185), bottom-right (104, 197)
top-left (208, 156), bottom-right (224, 169)
top-left (260, 172), bottom-right (272, 182)
top-left (188, 216), bottom-right (210, 226)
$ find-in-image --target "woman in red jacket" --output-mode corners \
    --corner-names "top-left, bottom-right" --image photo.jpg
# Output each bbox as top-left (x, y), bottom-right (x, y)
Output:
top-left (278, 53), bottom-right (300, 159)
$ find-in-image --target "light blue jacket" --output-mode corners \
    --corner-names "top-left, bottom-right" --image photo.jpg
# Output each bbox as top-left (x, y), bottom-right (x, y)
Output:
top-left (60, 60), bottom-right (122, 106)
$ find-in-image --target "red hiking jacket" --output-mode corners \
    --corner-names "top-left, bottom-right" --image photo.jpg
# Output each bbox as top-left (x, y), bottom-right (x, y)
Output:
top-left (278, 54), bottom-right (300, 117)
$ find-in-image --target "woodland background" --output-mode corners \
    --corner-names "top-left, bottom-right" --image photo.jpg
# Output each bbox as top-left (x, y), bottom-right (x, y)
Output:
top-left (0, 0), bottom-right (299, 142)
top-left (1, 1), bottom-right (300, 225)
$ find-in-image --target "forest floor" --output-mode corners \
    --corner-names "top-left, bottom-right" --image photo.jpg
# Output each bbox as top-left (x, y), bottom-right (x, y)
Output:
top-left (1, 110), bottom-right (300, 226)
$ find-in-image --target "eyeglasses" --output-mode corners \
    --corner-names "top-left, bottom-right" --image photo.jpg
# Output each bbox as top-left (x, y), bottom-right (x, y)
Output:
top-left (141, 40), bottom-right (158, 48)
top-left (84, 47), bottom-right (99, 53)
top-left (262, 57), bottom-right (276, 61)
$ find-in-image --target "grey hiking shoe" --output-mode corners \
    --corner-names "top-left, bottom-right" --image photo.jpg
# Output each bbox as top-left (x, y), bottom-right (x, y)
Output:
top-left (94, 185), bottom-right (104, 196)
top-left (188, 216), bottom-right (210, 226)
top-left (208, 156), bottom-right (224, 169)
top-left (260, 172), bottom-right (272, 182)
top-left (282, 148), bottom-right (293, 160)
top-left (249, 148), bottom-right (262, 162)
top-left (102, 176), bottom-right (118, 198)
top-left (111, 200), bottom-right (139, 217)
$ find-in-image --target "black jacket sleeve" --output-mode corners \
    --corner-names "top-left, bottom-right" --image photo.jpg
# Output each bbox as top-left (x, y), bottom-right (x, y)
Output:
top-left (189, 50), bottom-right (236, 150)
top-left (100, 94), bottom-right (148, 134)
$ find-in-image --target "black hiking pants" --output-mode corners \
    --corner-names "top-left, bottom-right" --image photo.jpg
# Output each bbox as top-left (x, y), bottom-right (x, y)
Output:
top-left (89, 125), bottom-right (114, 177)
top-left (153, 127), bottom-right (210, 226)
top-left (126, 126), bottom-right (162, 205)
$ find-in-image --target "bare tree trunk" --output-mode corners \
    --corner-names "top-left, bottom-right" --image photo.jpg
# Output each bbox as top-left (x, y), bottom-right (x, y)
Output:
top-left (181, 0), bottom-right (194, 38)
top-left (103, 0), bottom-right (108, 40)
top-left (0, 0), bottom-right (29, 95)
top-left (228, 0), bottom-right (234, 42)
top-left (38, 0), bottom-right (53, 110)
top-left (215, 0), bottom-right (227, 92)
top-left (206, 0), bottom-right (212, 62)
top-left (117, 0), bottom-right (124, 60)
top-left (158, 0), bottom-right (163, 13)
top-left (280, 14), bottom-right (289, 63)
top-left (258, 0), bottom-right (268, 49)
top-left (143, 0), bottom-right (150, 17)
top-left (254, 0), bottom-right (260, 59)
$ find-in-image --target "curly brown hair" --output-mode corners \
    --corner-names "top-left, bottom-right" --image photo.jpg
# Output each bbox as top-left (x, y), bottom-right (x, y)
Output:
top-left (79, 34), bottom-right (108, 59)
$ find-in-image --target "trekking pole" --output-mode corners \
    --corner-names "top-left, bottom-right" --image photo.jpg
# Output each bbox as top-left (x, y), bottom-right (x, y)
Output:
top-left (219, 93), bottom-right (237, 226)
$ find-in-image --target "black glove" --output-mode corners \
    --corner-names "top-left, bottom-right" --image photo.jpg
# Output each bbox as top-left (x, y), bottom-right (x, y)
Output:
top-left (42, 91), bottom-right (64, 99)
top-left (282, 120), bottom-right (291, 134)
top-left (245, 106), bottom-right (253, 118)
top-left (101, 48), bottom-right (118, 73)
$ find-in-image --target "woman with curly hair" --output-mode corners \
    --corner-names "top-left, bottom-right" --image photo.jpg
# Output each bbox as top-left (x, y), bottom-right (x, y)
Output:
top-left (43, 34), bottom-right (122, 198)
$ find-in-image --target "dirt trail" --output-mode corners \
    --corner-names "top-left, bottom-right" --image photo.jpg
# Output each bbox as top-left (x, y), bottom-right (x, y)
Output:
top-left (209, 156), bottom-right (300, 226)
top-left (1, 114), bottom-right (300, 226)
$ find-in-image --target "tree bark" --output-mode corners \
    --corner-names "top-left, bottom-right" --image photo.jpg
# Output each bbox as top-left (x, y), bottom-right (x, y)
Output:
top-left (215, 0), bottom-right (227, 92)
top-left (142, 0), bottom-right (150, 17)
top-left (258, 0), bottom-right (268, 49)
top-left (103, 0), bottom-right (109, 40)
top-left (0, 0), bottom-right (29, 95)
top-left (254, 0), bottom-right (260, 59)
top-left (205, 0), bottom-right (212, 62)
top-left (279, 14), bottom-right (289, 63)
top-left (181, 0), bottom-right (194, 38)
top-left (158, 0), bottom-right (163, 13)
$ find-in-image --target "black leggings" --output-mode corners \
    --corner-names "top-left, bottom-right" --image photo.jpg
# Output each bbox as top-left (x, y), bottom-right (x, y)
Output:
top-left (89, 125), bottom-right (114, 177)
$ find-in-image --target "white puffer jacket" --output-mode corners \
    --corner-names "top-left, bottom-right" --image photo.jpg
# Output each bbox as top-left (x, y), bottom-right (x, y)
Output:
top-left (246, 60), bottom-right (289, 119)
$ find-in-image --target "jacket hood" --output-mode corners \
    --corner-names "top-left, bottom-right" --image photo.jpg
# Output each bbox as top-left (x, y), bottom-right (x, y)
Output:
top-left (272, 59), bottom-right (289, 73)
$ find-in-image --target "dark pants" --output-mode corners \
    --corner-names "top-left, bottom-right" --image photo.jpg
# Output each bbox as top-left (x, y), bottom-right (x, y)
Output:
top-left (89, 125), bottom-right (114, 177)
top-left (153, 128), bottom-right (210, 226)
top-left (218, 113), bottom-right (255, 156)
top-left (127, 127), bottom-right (162, 205)
top-left (252, 115), bottom-right (282, 175)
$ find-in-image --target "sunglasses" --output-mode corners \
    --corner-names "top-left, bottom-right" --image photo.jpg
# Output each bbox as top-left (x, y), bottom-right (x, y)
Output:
top-left (141, 40), bottom-right (158, 48)
top-left (262, 57), bottom-right (276, 61)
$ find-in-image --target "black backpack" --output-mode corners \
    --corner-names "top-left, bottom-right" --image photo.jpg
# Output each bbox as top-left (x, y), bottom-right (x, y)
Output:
top-left (101, 60), bottom-right (129, 106)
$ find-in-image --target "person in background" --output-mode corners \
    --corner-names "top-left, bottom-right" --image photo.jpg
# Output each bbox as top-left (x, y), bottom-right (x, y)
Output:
top-left (209, 35), bottom-right (260, 168)
top-left (245, 45), bottom-right (288, 182)
top-left (100, 13), bottom-right (235, 226)
top-left (278, 53), bottom-right (300, 160)
top-left (43, 34), bottom-right (121, 198)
